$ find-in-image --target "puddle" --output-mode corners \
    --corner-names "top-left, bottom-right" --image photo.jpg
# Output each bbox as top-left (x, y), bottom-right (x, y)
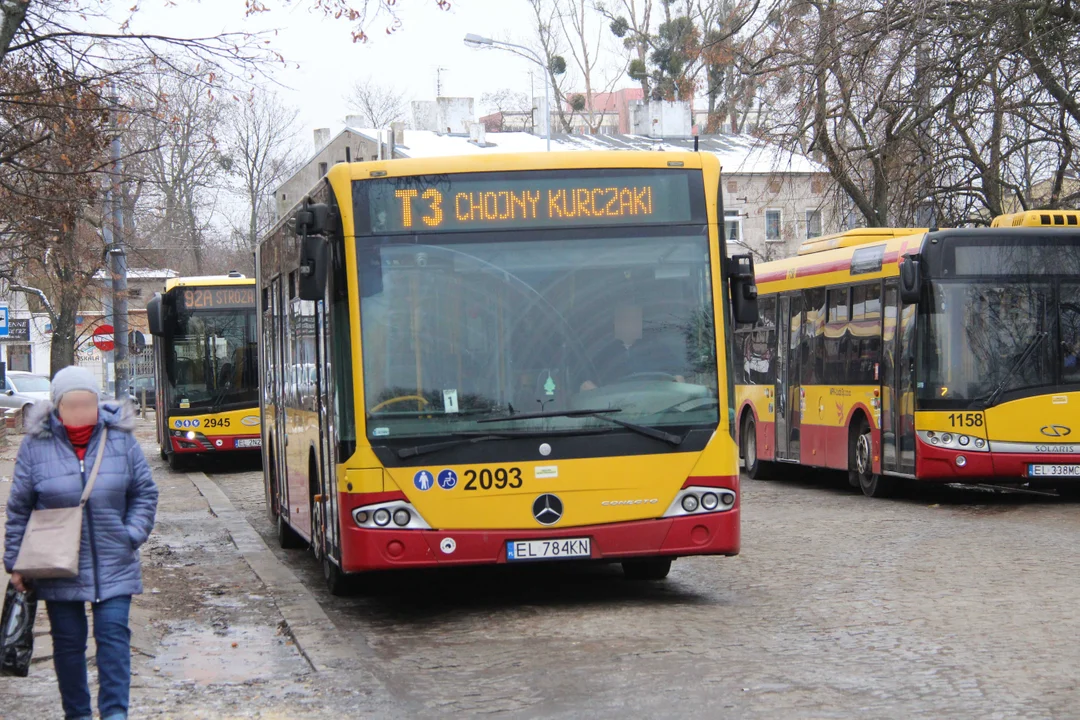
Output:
top-left (154, 621), bottom-right (301, 684)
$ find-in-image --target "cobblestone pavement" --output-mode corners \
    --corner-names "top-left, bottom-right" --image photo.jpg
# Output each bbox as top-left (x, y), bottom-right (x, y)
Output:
top-left (209, 463), bottom-right (1080, 719)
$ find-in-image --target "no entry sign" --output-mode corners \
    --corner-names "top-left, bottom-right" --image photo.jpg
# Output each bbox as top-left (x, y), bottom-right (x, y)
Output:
top-left (92, 324), bottom-right (115, 352)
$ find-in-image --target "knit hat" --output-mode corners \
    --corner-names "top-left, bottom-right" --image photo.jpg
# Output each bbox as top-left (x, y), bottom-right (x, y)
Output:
top-left (51, 366), bottom-right (101, 405)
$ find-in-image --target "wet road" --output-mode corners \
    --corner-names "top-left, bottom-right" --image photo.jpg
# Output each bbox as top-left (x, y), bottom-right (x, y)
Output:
top-left (207, 460), bottom-right (1080, 718)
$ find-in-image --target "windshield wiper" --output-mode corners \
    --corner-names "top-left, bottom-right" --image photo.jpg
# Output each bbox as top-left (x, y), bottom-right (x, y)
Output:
top-left (396, 432), bottom-right (517, 459)
top-left (977, 331), bottom-right (1049, 409)
top-left (478, 408), bottom-right (683, 446)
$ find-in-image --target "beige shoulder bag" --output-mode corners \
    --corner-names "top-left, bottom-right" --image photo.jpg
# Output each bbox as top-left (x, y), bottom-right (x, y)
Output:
top-left (13, 427), bottom-right (109, 580)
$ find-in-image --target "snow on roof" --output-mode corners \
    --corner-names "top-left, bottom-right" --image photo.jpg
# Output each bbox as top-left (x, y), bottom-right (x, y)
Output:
top-left (349, 127), bottom-right (823, 175)
top-left (92, 267), bottom-right (179, 281)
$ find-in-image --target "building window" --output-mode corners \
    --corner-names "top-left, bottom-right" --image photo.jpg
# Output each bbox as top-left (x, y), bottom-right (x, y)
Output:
top-left (724, 209), bottom-right (742, 244)
top-left (7, 344), bottom-right (31, 372)
top-left (811, 177), bottom-right (825, 194)
top-left (128, 287), bottom-right (143, 298)
top-left (727, 180), bottom-right (738, 193)
top-left (318, 162), bottom-right (328, 176)
top-left (768, 179), bottom-right (782, 194)
top-left (765, 209), bottom-right (782, 241)
top-left (806, 209), bottom-right (823, 239)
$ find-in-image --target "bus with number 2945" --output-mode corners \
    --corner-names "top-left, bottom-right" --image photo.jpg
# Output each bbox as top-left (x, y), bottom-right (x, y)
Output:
top-left (735, 210), bottom-right (1080, 498)
top-left (146, 272), bottom-right (261, 470)
top-left (256, 151), bottom-right (759, 593)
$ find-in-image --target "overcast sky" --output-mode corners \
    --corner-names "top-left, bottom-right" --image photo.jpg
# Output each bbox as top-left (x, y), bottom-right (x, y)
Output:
top-left (127, 0), bottom-right (629, 149)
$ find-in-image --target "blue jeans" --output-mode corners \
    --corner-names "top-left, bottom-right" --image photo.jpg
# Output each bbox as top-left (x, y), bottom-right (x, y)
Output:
top-left (46, 596), bottom-right (131, 720)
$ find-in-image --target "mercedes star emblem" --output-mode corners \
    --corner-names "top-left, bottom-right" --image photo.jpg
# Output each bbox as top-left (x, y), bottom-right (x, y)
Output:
top-left (532, 493), bottom-right (563, 526)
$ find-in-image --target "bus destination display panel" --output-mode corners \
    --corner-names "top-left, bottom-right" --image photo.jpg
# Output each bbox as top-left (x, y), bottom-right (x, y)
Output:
top-left (365, 170), bottom-right (698, 235)
top-left (178, 286), bottom-right (255, 311)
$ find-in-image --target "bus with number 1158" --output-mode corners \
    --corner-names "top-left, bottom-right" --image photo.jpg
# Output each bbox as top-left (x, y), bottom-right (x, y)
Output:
top-left (735, 210), bottom-right (1080, 498)
top-left (256, 151), bottom-right (759, 593)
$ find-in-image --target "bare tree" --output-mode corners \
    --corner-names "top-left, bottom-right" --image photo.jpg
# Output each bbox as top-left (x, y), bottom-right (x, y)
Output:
top-left (346, 78), bottom-right (408, 128)
top-left (129, 70), bottom-right (229, 275)
top-left (226, 90), bottom-right (302, 250)
top-left (481, 89), bottom-right (533, 131)
top-left (597, 0), bottom-right (654, 97)
top-left (0, 60), bottom-right (110, 374)
top-left (524, 0), bottom-right (582, 132)
top-left (556, 0), bottom-right (628, 133)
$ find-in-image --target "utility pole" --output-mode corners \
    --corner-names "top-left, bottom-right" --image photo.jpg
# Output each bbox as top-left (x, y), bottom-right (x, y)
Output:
top-left (107, 87), bottom-right (129, 400)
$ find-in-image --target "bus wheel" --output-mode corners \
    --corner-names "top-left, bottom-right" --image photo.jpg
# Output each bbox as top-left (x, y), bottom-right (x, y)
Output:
top-left (850, 418), bottom-right (896, 498)
top-left (159, 447), bottom-right (168, 462)
top-left (167, 452), bottom-right (186, 472)
top-left (323, 553), bottom-right (351, 596)
top-left (1056, 484), bottom-right (1080, 500)
top-left (622, 558), bottom-right (672, 581)
top-left (741, 415), bottom-right (771, 480)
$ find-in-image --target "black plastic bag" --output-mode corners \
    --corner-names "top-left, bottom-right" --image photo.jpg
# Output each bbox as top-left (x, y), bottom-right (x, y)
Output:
top-left (0, 580), bottom-right (36, 677)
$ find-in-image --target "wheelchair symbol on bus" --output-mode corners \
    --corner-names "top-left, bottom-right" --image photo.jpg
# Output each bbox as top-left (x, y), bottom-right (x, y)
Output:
top-left (437, 469), bottom-right (458, 490)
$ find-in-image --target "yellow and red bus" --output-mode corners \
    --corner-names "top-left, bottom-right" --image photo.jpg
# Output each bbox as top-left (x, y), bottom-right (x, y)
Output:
top-left (735, 211), bottom-right (1080, 498)
top-left (256, 151), bottom-right (758, 593)
top-left (146, 273), bottom-right (261, 470)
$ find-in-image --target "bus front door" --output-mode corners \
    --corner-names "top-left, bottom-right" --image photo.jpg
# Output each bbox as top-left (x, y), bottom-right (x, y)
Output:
top-left (775, 295), bottom-right (802, 461)
top-left (881, 283), bottom-right (899, 472)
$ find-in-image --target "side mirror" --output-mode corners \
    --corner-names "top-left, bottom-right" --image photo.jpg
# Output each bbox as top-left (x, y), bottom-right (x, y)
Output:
top-left (5, 389), bottom-right (13, 396)
top-left (900, 255), bottom-right (921, 304)
top-left (298, 234), bottom-right (329, 301)
top-left (146, 294), bottom-right (164, 336)
top-left (729, 254), bottom-right (760, 325)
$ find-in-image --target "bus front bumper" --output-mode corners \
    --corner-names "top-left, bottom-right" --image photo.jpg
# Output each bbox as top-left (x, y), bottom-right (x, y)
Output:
top-left (170, 433), bottom-right (261, 453)
top-left (916, 437), bottom-right (1080, 481)
top-left (337, 510), bottom-right (740, 573)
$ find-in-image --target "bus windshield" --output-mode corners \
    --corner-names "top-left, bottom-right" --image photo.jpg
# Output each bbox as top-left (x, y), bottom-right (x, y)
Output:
top-left (358, 229), bottom-right (719, 439)
top-left (919, 280), bottom-right (1060, 406)
top-left (164, 309), bottom-right (258, 410)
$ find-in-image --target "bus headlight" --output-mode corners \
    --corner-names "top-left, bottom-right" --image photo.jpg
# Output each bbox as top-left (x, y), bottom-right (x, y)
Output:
top-left (663, 487), bottom-right (736, 517)
top-left (975, 438), bottom-right (986, 449)
top-left (959, 435), bottom-right (970, 446)
top-left (352, 500), bottom-right (431, 530)
top-left (941, 433), bottom-right (953, 445)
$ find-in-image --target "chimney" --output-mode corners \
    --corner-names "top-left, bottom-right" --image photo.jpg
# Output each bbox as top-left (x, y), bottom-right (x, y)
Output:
top-left (313, 127), bottom-right (331, 149)
top-left (391, 121), bottom-right (405, 146)
top-left (345, 114), bottom-right (365, 129)
top-left (386, 127), bottom-right (396, 159)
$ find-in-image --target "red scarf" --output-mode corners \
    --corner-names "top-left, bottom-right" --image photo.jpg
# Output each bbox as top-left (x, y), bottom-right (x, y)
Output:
top-left (64, 424), bottom-right (95, 461)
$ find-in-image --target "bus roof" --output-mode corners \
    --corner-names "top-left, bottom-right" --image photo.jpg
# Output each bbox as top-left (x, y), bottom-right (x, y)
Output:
top-left (326, 150), bottom-right (715, 183)
top-left (756, 230), bottom-right (927, 292)
top-left (796, 227), bottom-right (930, 256)
top-left (164, 274), bottom-right (254, 292)
top-left (990, 209), bottom-right (1080, 228)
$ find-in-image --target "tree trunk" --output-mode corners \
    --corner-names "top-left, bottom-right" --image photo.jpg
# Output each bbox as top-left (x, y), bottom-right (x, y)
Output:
top-left (49, 298), bottom-right (79, 377)
top-left (0, 0), bottom-right (29, 65)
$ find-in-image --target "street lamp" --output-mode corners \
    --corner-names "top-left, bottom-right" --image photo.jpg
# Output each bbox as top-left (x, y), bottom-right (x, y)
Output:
top-left (464, 33), bottom-right (551, 151)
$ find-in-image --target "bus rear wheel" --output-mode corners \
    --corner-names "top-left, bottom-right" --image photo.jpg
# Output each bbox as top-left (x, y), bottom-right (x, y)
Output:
top-left (741, 414), bottom-right (772, 480)
top-left (850, 418), bottom-right (897, 498)
top-left (622, 558), bottom-right (672, 581)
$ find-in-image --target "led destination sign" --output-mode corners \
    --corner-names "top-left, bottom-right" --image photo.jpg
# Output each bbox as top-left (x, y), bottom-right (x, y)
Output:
top-left (178, 286), bottom-right (255, 311)
top-left (364, 171), bottom-right (698, 234)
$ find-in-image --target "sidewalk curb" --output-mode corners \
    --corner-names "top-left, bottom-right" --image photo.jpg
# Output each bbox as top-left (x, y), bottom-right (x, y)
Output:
top-left (185, 470), bottom-right (358, 674)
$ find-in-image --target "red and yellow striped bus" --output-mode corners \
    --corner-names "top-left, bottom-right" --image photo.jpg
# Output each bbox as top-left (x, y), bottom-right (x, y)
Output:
top-left (256, 151), bottom-right (758, 593)
top-left (736, 212), bottom-right (1080, 498)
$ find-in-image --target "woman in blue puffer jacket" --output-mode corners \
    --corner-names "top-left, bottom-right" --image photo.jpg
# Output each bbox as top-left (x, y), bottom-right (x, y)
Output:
top-left (3, 366), bottom-right (158, 720)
